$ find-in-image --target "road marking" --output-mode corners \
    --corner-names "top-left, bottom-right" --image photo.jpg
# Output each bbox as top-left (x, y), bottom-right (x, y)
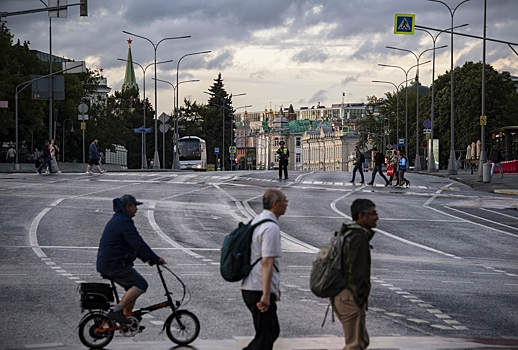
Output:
top-left (445, 206), bottom-right (518, 234)
top-left (29, 207), bottom-right (51, 258)
top-left (441, 281), bottom-right (474, 284)
top-left (480, 207), bottom-right (518, 220)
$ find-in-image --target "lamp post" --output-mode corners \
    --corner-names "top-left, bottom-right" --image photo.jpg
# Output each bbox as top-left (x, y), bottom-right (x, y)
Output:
top-left (230, 105), bottom-right (252, 170)
top-left (117, 58), bottom-right (174, 169)
top-left (62, 118), bottom-right (74, 162)
top-left (204, 91), bottom-right (246, 171)
top-left (428, 0), bottom-right (472, 175)
top-left (386, 46), bottom-right (444, 171)
top-left (478, 0), bottom-right (488, 181)
top-left (173, 51), bottom-right (211, 170)
top-left (152, 78), bottom-right (200, 170)
top-left (123, 30), bottom-right (190, 169)
top-left (378, 61), bottom-right (430, 157)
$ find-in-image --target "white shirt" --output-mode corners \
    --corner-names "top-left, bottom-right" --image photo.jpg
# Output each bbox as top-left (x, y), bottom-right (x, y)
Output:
top-left (240, 210), bottom-right (282, 297)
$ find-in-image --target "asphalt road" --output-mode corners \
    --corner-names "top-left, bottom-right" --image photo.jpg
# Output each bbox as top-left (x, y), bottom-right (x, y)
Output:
top-left (0, 170), bottom-right (516, 349)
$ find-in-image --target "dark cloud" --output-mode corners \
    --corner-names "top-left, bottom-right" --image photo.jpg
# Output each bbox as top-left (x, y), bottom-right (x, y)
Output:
top-left (292, 48), bottom-right (329, 63)
top-left (341, 76), bottom-right (358, 86)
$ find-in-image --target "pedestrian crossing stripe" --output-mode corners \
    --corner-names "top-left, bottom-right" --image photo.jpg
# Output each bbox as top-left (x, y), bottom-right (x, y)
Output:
top-left (394, 14), bottom-right (415, 35)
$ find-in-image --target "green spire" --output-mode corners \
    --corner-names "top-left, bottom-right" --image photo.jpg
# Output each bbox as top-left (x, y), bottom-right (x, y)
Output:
top-left (122, 39), bottom-right (138, 91)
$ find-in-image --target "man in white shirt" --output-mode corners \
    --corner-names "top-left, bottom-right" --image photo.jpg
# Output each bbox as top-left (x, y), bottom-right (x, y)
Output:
top-left (241, 189), bottom-right (287, 350)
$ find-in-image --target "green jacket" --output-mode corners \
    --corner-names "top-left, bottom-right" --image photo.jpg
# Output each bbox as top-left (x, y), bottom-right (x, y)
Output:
top-left (340, 220), bottom-right (375, 307)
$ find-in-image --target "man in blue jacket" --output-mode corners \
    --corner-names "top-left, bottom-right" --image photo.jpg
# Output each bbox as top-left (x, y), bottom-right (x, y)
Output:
top-left (97, 194), bottom-right (165, 325)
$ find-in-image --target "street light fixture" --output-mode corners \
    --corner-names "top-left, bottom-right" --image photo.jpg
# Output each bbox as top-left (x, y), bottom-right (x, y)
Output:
top-left (122, 30), bottom-right (190, 169)
top-left (416, 23), bottom-right (468, 172)
top-left (386, 46), bottom-right (445, 171)
top-left (117, 57), bottom-right (175, 169)
top-left (152, 77), bottom-right (200, 170)
top-left (378, 60), bottom-right (430, 157)
top-left (204, 91), bottom-right (246, 171)
top-left (173, 50), bottom-right (211, 170)
top-left (427, 0), bottom-right (472, 175)
top-left (62, 118), bottom-right (74, 163)
top-left (230, 105), bottom-right (252, 170)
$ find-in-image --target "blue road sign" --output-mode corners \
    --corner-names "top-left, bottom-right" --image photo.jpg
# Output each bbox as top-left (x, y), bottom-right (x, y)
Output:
top-left (398, 137), bottom-right (405, 146)
top-left (214, 147), bottom-right (219, 155)
top-left (423, 119), bottom-right (432, 128)
top-left (393, 144), bottom-right (397, 150)
top-left (394, 14), bottom-right (415, 35)
top-left (132, 128), bottom-right (153, 133)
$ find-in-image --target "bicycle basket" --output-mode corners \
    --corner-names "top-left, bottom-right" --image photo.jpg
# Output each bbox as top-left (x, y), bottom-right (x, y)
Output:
top-left (79, 283), bottom-right (114, 310)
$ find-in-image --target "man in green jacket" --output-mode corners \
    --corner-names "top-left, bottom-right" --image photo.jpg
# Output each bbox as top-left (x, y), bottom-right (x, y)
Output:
top-left (335, 199), bottom-right (377, 350)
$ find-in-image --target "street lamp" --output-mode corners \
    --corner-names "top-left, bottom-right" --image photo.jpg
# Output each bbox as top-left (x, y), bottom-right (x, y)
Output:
top-left (204, 91), bottom-right (246, 171)
top-left (378, 61), bottom-right (430, 157)
top-left (123, 30), bottom-right (190, 169)
top-left (62, 118), bottom-right (74, 162)
top-left (117, 58), bottom-right (174, 169)
top-left (417, 23), bottom-right (467, 172)
top-left (230, 105), bottom-right (252, 170)
top-left (372, 80), bottom-right (401, 150)
top-left (428, 0), bottom-right (472, 175)
top-left (152, 78), bottom-right (200, 170)
top-left (173, 50), bottom-right (211, 170)
top-left (386, 46), bottom-right (445, 171)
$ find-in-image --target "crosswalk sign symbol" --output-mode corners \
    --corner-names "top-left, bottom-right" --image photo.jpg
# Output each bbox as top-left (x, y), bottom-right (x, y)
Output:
top-left (394, 14), bottom-right (415, 35)
top-left (342, 126), bottom-right (350, 133)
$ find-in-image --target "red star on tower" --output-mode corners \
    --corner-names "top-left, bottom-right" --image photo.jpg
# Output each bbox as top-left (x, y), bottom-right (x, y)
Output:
top-left (127, 38), bottom-right (132, 45)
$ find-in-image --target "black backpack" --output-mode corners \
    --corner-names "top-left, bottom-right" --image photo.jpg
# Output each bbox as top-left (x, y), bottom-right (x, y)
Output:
top-left (359, 151), bottom-right (365, 164)
top-left (220, 218), bottom-right (275, 282)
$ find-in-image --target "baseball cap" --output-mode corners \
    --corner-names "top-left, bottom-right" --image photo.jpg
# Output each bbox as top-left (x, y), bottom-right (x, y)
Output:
top-left (120, 194), bottom-right (143, 206)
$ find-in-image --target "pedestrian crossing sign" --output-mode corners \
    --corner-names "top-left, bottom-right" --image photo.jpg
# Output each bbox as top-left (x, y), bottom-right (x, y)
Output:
top-left (342, 126), bottom-right (350, 133)
top-left (394, 14), bottom-right (415, 35)
top-left (229, 146), bottom-right (237, 154)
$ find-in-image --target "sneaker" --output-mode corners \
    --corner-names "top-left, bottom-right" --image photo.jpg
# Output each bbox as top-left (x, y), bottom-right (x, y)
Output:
top-left (349, 180), bottom-right (354, 183)
top-left (360, 181), bottom-right (364, 185)
top-left (85, 171), bottom-right (92, 175)
top-left (57, 171), bottom-right (62, 174)
top-left (107, 309), bottom-right (131, 325)
top-left (407, 181), bottom-right (411, 188)
top-left (37, 171), bottom-right (41, 175)
top-left (385, 182), bottom-right (390, 187)
top-left (285, 177), bottom-right (289, 180)
top-left (101, 170), bottom-right (107, 174)
top-left (367, 182), bottom-right (373, 186)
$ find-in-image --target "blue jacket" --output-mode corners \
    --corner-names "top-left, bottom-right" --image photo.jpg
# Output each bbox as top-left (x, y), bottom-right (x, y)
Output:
top-left (89, 143), bottom-right (100, 160)
top-left (96, 198), bottom-right (160, 274)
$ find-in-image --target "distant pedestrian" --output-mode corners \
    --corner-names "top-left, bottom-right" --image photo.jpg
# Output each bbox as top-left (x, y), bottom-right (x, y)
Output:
top-left (387, 150), bottom-right (399, 186)
top-left (276, 140), bottom-right (289, 180)
top-left (6, 145), bottom-right (16, 163)
top-left (334, 198), bottom-right (377, 350)
top-left (367, 147), bottom-right (389, 186)
top-left (349, 145), bottom-right (365, 184)
top-left (397, 152), bottom-right (410, 187)
top-left (32, 148), bottom-right (42, 168)
top-left (490, 145), bottom-right (504, 178)
top-left (49, 139), bottom-right (61, 173)
top-left (86, 139), bottom-right (105, 175)
top-left (241, 189), bottom-right (287, 350)
top-left (37, 141), bottom-right (53, 175)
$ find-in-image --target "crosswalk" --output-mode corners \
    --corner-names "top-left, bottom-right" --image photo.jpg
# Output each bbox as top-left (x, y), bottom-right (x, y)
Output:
top-left (96, 173), bottom-right (462, 191)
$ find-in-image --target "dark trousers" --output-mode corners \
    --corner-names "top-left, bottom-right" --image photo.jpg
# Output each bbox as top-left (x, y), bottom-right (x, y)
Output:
top-left (278, 160), bottom-right (288, 179)
top-left (242, 290), bottom-right (280, 350)
top-left (370, 165), bottom-right (388, 184)
top-left (37, 157), bottom-right (52, 174)
top-left (351, 163), bottom-right (364, 182)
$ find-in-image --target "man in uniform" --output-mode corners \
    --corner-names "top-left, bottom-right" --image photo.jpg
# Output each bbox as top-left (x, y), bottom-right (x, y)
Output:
top-left (276, 141), bottom-right (289, 180)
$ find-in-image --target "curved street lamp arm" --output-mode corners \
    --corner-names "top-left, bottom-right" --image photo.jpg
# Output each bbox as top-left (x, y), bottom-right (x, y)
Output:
top-left (386, 46), bottom-right (418, 60)
top-left (123, 30), bottom-right (154, 47)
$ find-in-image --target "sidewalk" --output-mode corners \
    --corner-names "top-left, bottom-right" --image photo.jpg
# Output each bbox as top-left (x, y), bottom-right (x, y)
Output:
top-left (19, 335), bottom-right (518, 350)
top-left (416, 169), bottom-right (518, 196)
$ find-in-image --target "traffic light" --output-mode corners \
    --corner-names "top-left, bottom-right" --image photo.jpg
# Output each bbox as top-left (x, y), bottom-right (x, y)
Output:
top-left (80, 0), bottom-right (88, 16)
top-left (332, 123), bottom-right (335, 131)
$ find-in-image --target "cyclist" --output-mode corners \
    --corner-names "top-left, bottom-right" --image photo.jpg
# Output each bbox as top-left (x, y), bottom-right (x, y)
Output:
top-left (96, 194), bottom-right (165, 325)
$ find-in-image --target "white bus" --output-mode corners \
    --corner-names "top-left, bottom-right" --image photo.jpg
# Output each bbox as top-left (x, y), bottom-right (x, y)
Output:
top-left (178, 136), bottom-right (207, 170)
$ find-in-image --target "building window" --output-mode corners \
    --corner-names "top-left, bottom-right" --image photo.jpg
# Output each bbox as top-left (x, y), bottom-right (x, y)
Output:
top-left (296, 153), bottom-right (301, 163)
top-left (274, 137), bottom-right (279, 146)
top-left (296, 137), bottom-right (301, 147)
top-left (274, 154), bottom-right (279, 162)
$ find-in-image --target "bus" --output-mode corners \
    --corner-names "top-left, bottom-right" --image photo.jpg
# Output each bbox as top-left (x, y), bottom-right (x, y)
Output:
top-left (178, 136), bottom-right (207, 170)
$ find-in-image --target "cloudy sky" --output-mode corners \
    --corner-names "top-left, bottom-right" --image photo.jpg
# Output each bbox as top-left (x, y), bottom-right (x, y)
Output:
top-left (3, 0), bottom-right (518, 116)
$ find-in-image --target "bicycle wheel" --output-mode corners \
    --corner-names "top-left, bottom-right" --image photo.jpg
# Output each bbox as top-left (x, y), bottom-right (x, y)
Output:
top-left (78, 313), bottom-right (115, 349)
top-left (165, 310), bottom-right (200, 345)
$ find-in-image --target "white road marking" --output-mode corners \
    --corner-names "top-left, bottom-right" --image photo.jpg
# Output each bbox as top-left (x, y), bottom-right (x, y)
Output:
top-left (445, 206), bottom-right (518, 234)
top-left (480, 207), bottom-right (518, 220)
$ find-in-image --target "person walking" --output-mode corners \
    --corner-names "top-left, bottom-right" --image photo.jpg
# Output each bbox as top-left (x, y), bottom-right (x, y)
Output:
top-left (6, 145), bottom-right (16, 163)
top-left (97, 194), bottom-right (166, 326)
top-left (397, 152), bottom-right (410, 188)
top-left (86, 139), bottom-right (105, 175)
top-left (367, 147), bottom-right (389, 186)
top-left (276, 141), bottom-right (289, 180)
top-left (490, 145), bottom-right (504, 178)
top-left (49, 139), bottom-right (61, 173)
top-left (349, 145), bottom-right (365, 184)
top-left (32, 148), bottom-right (42, 169)
top-left (37, 141), bottom-right (53, 175)
top-left (333, 198), bottom-right (377, 350)
top-left (387, 150), bottom-right (399, 187)
top-left (241, 189), bottom-right (287, 350)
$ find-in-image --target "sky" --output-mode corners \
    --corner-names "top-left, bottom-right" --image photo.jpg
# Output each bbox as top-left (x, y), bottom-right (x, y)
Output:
top-left (2, 0), bottom-right (518, 117)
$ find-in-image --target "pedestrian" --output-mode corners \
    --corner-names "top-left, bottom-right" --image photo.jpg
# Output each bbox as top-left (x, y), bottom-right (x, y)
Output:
top-left (490, 145), bottom-right (504, 179)
top-left (397, 152), bottom-right (410, 188)
top-left (86, 139), bottom-right (105, 175)
top-left (334, 198), bottom-right (377, 350)
top-left (367, 147), bottom-right (389, 186)
top-left (276, 140), bottom-right (290, 180)
top-left (32, 148), bottom-right (42, 169)
top-left (37, 141), bottom-right (53, 175)
top-left (97, 194), bottom-right (165, 326)
top-left (241, 189), bottom-right (287, 350)
top-left (6, 145), bottom-right (16, 163)
top-left (49, 139), bottom-right (61, 173)
top-left (349, 145), bottom-right (365, 184)
top-left (387, 150), bottom-right (399, 187)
